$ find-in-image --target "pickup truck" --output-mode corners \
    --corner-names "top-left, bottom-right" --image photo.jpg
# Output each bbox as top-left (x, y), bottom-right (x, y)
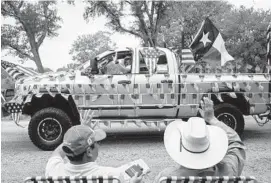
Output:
top-left (2, 47), bottom-right (271, 150)
top-left (1, 89), bottom-right (15, 117)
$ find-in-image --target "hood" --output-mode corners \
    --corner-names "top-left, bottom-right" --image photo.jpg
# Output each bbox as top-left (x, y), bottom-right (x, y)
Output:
top-left (1, 60), bottom-right (38, 80)
top-left (12, 69), bottom-right (78, 100)
top-left (15, 70), bottom-right (77, 86)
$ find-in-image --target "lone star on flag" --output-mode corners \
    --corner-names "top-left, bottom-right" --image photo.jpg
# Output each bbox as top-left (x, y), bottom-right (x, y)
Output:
top-left (200, 32), bottom-right (211, 47)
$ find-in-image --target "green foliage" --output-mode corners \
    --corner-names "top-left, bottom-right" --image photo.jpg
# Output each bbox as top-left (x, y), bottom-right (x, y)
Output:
top-left (56, 67), bottom-right (69, 72)
top-left (220, 6), bottom-right (271, 71)
top-left (1, 1), bottom-right (62, 73)
top-left (34, 67), bottom-right (53, 73)
top-left (158, 2), bottom-right (271, 72)
top-left (83, 1), bottom-right (171, 46)
top-left (1, 68), bottom-right (15, 89)
top-left (69, 31), bottom-right (115, 63)
top-left (158, 1), bottom-right (232, 52)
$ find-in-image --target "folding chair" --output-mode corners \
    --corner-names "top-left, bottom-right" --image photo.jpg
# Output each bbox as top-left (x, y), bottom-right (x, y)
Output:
top-left (24, 175), bottom-right (121, 183)
top-left (158, 176), bottom-right (257, 183)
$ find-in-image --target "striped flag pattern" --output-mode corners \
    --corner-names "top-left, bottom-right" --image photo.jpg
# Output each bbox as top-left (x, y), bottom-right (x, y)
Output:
top-left (24, 175), bottom-right (121, 183)
top-left (181, 49), bottom-right (195, 73)
top-left (159, 176), bottom-right (257, 183)
top-left (181, 49), bottom-right (195, 64)
top-left (1, 60), bottom-right (38, 80)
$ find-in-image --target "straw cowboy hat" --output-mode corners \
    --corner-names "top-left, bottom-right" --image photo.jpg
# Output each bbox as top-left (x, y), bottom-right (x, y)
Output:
top-left (164, 117), bottom-right (228, 169)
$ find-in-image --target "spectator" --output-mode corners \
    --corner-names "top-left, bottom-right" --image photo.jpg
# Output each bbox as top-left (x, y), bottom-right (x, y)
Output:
top-left (45, 124), bottom-right (143, 183)
top-left (154, 97), bottom-right (246, 182)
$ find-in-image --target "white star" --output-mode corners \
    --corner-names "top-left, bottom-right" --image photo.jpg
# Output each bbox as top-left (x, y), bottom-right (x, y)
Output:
top-left (200, 32), bottom-right (211, 47)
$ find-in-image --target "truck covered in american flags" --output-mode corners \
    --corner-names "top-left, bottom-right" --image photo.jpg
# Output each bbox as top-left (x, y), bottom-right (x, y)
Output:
top-left (1, 46), bottom-right (271, 150)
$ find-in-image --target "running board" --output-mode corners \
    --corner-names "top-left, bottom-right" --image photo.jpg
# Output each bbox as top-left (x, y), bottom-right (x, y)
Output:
top-left (85, 119), bottom-right (178, 130)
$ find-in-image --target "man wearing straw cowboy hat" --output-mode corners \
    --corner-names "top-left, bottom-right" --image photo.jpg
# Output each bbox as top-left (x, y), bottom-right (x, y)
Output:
top-left (155, 97), bottom-right (246, 181)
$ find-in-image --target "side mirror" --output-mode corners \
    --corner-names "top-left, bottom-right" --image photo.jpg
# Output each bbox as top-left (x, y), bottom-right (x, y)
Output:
top-left (81, 59), bottom-right (99, 75)
top-left (91, 59), bottom-right (99, 73)
top-left (81, 67), bottom-right (98, 76)
top-left (80, 70), bottom-right (89, 76)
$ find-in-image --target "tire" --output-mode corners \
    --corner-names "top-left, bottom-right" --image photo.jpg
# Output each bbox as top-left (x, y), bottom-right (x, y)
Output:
top-left (214, 103), bottom-right (244, 135)
top-left (28, 107), bottom-right (72, 151)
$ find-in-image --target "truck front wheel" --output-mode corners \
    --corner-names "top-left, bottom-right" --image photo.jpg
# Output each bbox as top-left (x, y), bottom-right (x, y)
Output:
top-left (28, 107), bottom-right (72, 151)
top-left (214, 103), bottom-right (244, 136)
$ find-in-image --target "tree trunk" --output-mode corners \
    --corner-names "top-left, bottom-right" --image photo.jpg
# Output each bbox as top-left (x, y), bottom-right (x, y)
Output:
top-left (152, 37), bottom-right (157, 47)
top-left (28, 33), bottom-right (45, 73)
top-left (142, 36), bottom-right (149, 47)
top-left (32, 48), bottom-right (44, 73)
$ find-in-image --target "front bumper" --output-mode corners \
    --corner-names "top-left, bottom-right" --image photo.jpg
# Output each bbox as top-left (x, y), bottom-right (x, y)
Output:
top-left (3, 102), bottom-right (25, 127)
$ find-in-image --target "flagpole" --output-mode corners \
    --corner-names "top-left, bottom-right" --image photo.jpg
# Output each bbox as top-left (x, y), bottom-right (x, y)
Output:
top-left (182, 29), bottom-right (184, 49)
top-left (267, 23), bottom-right (271, 74)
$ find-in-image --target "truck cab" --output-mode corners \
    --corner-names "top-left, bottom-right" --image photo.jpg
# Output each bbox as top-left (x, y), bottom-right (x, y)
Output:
top-left (77, 47), bottom-right (180, 119)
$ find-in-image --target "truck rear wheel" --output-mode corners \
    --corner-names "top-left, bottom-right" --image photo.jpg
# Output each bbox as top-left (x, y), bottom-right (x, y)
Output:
top-left (214, 103), bottom-right (244, 135)
top-left (28, 107), bottom-right (72, 151)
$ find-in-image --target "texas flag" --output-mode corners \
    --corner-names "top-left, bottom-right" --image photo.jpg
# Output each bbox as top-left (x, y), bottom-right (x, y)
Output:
top-left (189, 17), bottom-right (234, 67)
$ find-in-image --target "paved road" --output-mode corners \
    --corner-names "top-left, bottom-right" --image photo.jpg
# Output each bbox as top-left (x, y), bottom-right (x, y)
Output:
top-left (1, 116), bottom-right (271, 183)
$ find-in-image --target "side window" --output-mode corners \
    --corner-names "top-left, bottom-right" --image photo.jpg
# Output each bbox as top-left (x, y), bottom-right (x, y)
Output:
top-left (98, 53), bottom-right (115, 74)
top-left (157, 54), bottom-right (167, 65)
top-left (139, 52), bottom-right (149, 74)
top-left (156, 54), bottom-right (168, 73)
top-left (99, 51), bottom-right (133, 75)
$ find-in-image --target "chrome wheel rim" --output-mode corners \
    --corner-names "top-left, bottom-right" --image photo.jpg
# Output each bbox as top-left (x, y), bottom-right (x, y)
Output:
top-left (217, 113), bottom-right (237, 130)
top-left (37, 118), bottom-right (62, 142)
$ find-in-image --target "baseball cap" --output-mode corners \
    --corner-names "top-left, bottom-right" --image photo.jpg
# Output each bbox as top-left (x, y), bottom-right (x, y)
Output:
top-left (62, 125), bottom-right (106, 157)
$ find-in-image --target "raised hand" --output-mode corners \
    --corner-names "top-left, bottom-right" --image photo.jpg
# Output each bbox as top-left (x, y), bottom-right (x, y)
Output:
top-left (129, 172), bottom-right (144, 183)
top-left (79, 109), bottom-right (94, 127)
top-left (199, 97), bottom-right (218, 125)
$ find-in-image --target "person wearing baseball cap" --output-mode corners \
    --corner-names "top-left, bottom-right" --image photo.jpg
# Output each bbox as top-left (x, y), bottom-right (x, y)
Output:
top-left (45, 124), bottom-right (143, 183)
top-left (154, 97), bottom-right (246, 182)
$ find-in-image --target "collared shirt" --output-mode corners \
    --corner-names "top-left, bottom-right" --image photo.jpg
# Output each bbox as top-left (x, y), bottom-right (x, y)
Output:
top-left (154, 122), bottom-right (246, 182)
top-left (45, 157), bottom-right (125, 182)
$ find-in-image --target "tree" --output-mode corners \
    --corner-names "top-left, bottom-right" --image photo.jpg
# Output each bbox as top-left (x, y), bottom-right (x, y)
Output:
top-left (56, 67), bottom-right (69, 72)
top-left (220, 6), bottom-right (271, 71)
top-left (83, 1), bottom-right (171, 46)
top-left (69, 31), bottom-right (115, 63)
top-left (158, 2), bottom-right (271, 72)
top-left (157, 1), bottom-right (232, 51)
top-left (1, 1), bottom-right (62, 73)
top-left (1, 68), bottom-right (15, 89)
top-left (34, 67), bottom-right (53, 73)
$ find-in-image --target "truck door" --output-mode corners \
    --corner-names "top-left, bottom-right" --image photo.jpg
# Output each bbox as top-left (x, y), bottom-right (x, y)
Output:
top-left (76, 50), bottom-right (135, 118)
top-left (133, 48), bottom-right (178, 118)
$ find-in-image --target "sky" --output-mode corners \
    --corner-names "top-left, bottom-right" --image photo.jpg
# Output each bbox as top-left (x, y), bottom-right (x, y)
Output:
top-left (1, 0), bottom-right (271, 71)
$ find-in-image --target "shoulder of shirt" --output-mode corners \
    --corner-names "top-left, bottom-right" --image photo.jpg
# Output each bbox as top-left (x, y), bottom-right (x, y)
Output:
top-left (92, 166), bottom-right (124, 179)
top-left (158, 165), bottom-right (183, 177)
top-left (48, 156), bottom-right (64, 163)
top-left (97, 165), bottom-right (120, 172)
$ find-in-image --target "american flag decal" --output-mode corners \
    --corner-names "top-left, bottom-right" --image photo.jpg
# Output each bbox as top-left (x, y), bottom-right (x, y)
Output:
top-left (181, 49), bottom-right (194, 63)
top-left (1, 60), bottom-right (38, 80)
top-left (181, 49), bottom-right (195, 73)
